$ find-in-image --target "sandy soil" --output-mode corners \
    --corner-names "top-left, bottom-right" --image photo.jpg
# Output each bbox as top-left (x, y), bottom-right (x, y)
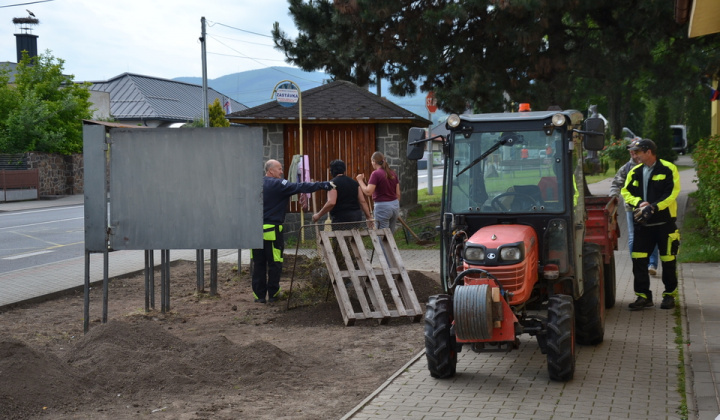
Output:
top-left (0, 257), bottom-right (441, 420)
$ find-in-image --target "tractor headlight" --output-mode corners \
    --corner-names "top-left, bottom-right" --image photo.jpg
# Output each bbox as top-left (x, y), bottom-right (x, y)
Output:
top-left (499, 245), bottom-right (523, 262)
top-left (464, 246), bottom-right (485, 262)
top-left (552, 113), bottom-right (566, 126)
top-left (447, 114), bottom-right (461, 128)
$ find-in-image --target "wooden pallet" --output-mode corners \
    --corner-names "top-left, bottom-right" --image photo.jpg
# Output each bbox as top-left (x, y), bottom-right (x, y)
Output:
top-left (318, 228), bottom-right (423, 326)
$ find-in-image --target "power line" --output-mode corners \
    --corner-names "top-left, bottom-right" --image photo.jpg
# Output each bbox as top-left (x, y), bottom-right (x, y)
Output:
top-left (207, 34), bottom-right (278, 67)
top-left (206, 34), bottom-right (323, 84)
top-left (208, 21), bottom-right (273, 38)
top-left (208, 33), bottom-right (275, 48)
top-left (0, 0), bottom-right (55, 9)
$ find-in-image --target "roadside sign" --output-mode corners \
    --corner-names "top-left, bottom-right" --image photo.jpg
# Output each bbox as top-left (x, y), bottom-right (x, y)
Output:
top-left (276, 87), bottom-right (299, 108)
top-left (425, 91), bottom-right (438, 113)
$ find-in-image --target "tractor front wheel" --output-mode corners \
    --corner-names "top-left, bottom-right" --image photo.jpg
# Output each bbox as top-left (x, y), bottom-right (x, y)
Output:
top-left (424, 294), bottom-right (457, 379)
top-left (546, 294), bottom-right (575, 381)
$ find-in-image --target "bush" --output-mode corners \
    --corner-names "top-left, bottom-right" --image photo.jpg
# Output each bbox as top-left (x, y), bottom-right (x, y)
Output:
top-left (600, 138), bottom-right (630, 171)
top-left (693, 134), bottom-right (720, 235)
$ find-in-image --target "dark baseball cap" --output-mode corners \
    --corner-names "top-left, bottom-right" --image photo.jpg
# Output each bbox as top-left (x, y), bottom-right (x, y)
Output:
top-left (627, 138), bottom-right (657, 153)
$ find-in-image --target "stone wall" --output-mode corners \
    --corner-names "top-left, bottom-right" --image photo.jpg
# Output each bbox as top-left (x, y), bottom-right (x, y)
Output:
top-left (264, 124), bottom-right (283, 163)
top-left (375, 123), bottom-right (417, 209)
top-left (26, 152), bottom-right (84, 197)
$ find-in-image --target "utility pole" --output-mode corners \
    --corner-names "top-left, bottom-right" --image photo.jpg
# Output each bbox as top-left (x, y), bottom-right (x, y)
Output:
top-left (198, 17), bottom-right (210, 289)
top-left (200, 17), bottom-right (209, 127)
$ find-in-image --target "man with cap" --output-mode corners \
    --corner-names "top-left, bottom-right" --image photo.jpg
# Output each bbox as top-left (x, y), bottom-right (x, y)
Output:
top-left (609, 146), bottom-right (660, 275)
top-left (621, 139), bottom-right (681, 310)
top-left (252, 159), bottom-right (335, 303)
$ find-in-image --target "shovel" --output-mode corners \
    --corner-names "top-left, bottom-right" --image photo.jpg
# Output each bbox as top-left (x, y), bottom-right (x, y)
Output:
top-left (398, 216), bottom-right (434, 245)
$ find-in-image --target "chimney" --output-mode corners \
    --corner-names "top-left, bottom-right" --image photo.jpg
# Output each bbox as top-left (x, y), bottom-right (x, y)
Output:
top-left (12, 14), bottom-right (39, 63)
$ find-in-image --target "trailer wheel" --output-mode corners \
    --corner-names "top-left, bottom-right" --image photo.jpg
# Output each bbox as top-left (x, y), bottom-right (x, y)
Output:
top-left (424, 294), bottom-right (457, 379)
top-left (546, 294), bottom-right (575, 381)
top-left (575, 243), bottom-right (605, 345)
top-left (604, 254), bottom-right (617, 308)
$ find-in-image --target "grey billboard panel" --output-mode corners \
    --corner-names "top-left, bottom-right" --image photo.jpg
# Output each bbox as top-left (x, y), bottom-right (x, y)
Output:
top-left (83, 125), bottom-right (108, 252)
top-left (108, 127), bottom-right (263, 250)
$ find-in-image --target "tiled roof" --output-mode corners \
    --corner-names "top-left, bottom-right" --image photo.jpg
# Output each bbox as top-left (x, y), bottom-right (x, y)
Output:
top-left (87, 73), bottom-right (247, 122)
top-left (228, 80), bottom-right (430, 125)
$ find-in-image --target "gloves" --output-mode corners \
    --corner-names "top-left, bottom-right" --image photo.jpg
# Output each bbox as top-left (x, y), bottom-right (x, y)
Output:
top-left (633, 205), bottom-right (655, 225)
top-left (318, 181), bottom-right (336, 191)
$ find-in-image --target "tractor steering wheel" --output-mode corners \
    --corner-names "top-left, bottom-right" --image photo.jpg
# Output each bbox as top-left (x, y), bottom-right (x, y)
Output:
top-left (491, 192), bottom-right (541, 212)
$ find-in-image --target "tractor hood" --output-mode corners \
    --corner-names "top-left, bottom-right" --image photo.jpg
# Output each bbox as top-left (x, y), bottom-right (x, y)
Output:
top-left (467, 224), bottom-right (537, 249)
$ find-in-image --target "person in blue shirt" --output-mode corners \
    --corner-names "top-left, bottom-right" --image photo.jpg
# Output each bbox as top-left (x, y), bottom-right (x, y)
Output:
top-left (252, 159), bottom-right (334, 303)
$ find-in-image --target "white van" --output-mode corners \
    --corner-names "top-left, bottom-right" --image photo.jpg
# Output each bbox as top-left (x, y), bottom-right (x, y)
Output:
top-left (670, 125), bottom-right (688, 154)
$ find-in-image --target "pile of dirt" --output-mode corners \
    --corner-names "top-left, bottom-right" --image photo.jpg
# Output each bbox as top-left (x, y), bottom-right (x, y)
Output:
top-left (0, 260), bottom-right (442, 419)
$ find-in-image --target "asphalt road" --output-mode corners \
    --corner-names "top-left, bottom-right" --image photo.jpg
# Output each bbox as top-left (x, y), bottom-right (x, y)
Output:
top-left (0, 205), bottom-right (84, 274)
top-left (417, 165), bottom-right (445, 191)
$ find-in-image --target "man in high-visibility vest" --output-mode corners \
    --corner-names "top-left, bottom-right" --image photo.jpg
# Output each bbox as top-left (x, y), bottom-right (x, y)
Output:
top-left (621, 139), bottom-right (681, 311)
top-left (252, 159), bottom-right (335, 303)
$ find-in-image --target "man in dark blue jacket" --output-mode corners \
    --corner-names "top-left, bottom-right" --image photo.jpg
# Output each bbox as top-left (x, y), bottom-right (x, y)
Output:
top-left (621, 139), bottom-right (681, 310)
top-left (253, 159), bottom-right (334, 303)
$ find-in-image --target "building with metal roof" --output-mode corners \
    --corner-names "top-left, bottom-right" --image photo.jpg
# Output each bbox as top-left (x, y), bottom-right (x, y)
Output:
top-left (87, 73), bottom-right (247, 128)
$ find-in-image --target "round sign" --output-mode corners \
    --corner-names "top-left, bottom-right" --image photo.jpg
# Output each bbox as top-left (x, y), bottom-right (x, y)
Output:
top-left (276, 88), bottom-right (299, 108)
top-left (425, 91), bottom-right (438, 113)
top-left (275, 82), bottom-right (299, 108)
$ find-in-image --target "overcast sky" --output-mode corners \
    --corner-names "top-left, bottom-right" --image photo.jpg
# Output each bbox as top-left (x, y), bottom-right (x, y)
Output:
top-left (0, 0), bottom-right (303, 82)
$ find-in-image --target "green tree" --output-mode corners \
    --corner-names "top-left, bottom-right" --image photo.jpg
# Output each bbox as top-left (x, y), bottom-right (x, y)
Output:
top-left (209, 98), bottom-right (230, 127)
top-left (645, 98), bottom-right (677, 162)
top-left (0, 67), bottom-right (21, 130)
top-left (272, 0), bottom-right (396, 93)
top-left (273, 0), bottom-right (719, 136)
top-left (0, 51), bottom-right (92, 154)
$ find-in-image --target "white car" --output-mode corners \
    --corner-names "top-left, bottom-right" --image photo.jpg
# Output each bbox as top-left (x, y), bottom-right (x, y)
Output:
top-left (622, 127), bottom-right (641, 142)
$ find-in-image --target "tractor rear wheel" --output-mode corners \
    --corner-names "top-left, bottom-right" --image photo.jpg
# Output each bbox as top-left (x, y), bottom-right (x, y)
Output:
top-left (604, 254), bottom-right (617, 308)
top-left (546, 294), bottom-right (575, 381)
top-left (424, 294), bottom-right (457, 379)
top-left (575, 243), bottom-right (605, 345)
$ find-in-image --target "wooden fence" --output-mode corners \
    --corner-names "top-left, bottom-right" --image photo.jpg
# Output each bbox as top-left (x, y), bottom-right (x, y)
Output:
top-left (0, 169), bottom-right (39, 202)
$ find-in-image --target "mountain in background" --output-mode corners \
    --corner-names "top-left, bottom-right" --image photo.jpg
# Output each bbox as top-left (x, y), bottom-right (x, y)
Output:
top-left (174, 66), bottom-right (443, 124)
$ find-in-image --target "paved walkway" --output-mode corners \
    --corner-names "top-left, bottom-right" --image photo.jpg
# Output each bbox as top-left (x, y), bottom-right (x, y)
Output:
top-left (1, 156), bottom-right (718, 419)
top-left (342, 159), bottom-right (719, 420)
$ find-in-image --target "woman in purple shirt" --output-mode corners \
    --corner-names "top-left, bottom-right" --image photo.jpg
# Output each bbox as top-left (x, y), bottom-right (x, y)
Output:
top-left (356, 151), bottom-right (401, 231)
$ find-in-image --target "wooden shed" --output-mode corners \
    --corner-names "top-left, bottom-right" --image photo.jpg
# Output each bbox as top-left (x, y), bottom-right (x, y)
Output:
top-left (227, 80), bottom-right (431, 216)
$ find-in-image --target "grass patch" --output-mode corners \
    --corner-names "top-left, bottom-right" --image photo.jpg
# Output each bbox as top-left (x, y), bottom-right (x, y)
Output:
top-left (417, 186), bottom-right (442, 207)
top-left (585, 168), bottom-right (614, 184)
top-left (678, 196), bottom-right (720, 263)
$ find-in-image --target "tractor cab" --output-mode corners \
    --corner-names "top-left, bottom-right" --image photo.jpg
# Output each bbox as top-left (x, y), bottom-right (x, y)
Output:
top-left (409, 110), bottom-right (604, 295)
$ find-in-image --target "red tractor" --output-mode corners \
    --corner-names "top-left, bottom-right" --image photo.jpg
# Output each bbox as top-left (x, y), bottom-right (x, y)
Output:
top-left (408, 109), bottom-right (619, 381)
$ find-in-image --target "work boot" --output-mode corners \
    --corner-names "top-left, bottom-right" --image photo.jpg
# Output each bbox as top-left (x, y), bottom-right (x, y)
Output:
top-left (629, 293), bottom-right (653, 311)
top-left (661, 295), bottom-right (675, 310)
